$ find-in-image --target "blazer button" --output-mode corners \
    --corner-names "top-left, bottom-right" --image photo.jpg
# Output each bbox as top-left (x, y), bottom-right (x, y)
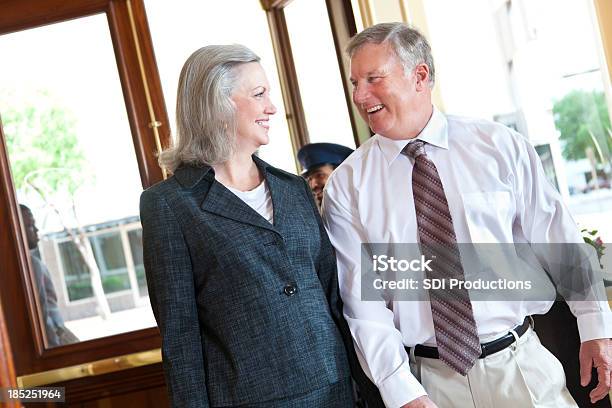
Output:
top-left (283, 284), bottom-right (298, 297)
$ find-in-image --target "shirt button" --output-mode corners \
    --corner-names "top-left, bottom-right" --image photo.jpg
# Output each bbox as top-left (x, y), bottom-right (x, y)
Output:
top-left (283, 284), bottom-right (297, 297)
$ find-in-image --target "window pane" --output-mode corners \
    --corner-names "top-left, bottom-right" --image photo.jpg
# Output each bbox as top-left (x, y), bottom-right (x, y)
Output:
top-left (417, 0), bottom-right (611, 294)
top-left (0, 14), bottom-right (156, 347)
top-left (128, 229), bottom-right (147, 297)
top-left (90, 233), bottom-right (130, 294)
top-left (145, 1), bottom-right (297, 173)
top-left (285, 0), bottom-right (356, 149)
top-left (58, 241), bottom-right (93, 302)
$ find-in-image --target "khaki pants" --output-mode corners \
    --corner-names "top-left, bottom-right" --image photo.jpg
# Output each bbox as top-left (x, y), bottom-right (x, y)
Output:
top-left (409, 327), bottom-right (577, 408)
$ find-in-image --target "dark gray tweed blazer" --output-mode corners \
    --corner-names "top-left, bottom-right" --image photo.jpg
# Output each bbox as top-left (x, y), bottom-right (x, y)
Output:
top-left (140, 155), bottom-right (355, 407)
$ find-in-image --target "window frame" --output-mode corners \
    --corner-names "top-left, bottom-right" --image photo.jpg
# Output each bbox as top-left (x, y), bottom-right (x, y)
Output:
top-left (0, 0), bottom-right (168, 380)
top-left (260, 0), bottom-right (369, 155)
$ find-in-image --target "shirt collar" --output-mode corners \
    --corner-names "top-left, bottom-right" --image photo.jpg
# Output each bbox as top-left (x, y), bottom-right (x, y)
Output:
top-left (376, 106), bottom-right (449, 166)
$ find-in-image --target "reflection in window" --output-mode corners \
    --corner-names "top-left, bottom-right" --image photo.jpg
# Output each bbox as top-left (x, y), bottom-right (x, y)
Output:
top-left (128, 229), bottom-right (147, 297)
top-left (55, 222), bottom-right (145, 304)
top-left (59, 241), bottom-right (93, 302)
top-left (91, 233), bottom-right (130, 294)
top-left (0, 14), bottom-right (155, 346)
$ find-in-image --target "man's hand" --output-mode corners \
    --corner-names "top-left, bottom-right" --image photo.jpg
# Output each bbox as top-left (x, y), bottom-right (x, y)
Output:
top-left (579, 338), bottom-right (612, 403)
top-left (401, 395), bottom-right (439, 408)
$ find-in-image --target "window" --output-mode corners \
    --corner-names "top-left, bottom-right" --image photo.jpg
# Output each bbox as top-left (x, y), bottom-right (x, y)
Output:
top-left (59, 241), bottom-right (93, 302)
top-left (90, 233), bottom-right (130, 294)
top-left (128, 228), bottom-right (147, 297)
top-left (285, 0), bottom-right (356, 148)
top-left (145, 1), bottom-right (296, 173)
top-left (418, 0), bottom-right (612, 243)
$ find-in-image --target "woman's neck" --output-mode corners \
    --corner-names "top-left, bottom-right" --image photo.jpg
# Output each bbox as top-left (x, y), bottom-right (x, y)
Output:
top-left (213, 151), bottom-right (263, 191)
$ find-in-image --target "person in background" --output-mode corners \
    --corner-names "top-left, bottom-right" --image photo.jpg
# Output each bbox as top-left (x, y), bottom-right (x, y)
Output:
top-left (20, 204), bottom-right (79, 347)
top-left (298, 142), bottom-right (354, 209)
top-left (141, 44), bottom-right (360, 407)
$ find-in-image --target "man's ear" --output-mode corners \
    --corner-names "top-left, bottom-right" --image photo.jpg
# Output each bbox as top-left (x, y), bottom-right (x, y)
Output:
top-left (414, 63), bottom-right (430, 91)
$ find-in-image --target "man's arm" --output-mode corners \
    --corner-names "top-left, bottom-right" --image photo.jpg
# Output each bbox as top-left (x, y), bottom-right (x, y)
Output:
top-left (512, 131), bottom-right (612, 402)
top-left (322, 177), bottom-right (428, 407)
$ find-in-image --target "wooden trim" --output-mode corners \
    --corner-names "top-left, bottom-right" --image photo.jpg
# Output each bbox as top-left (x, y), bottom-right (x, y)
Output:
top-left (265, 7), bottom-right (309, 159)
top-left (107, 0), bottom-right (169, 188)
top-left (18, 348), bottom-right (161, 387)
top-left (0, 114), bottom-right (42, 372)
top-left (0, 0), bottom-right (107, 35)
top-left (62, 362), bottom-right (166, 405)
top-left (356, 0), bottom-right (373, 28)
top-left (593, 0), bottom-right (612, 84)
top-left (0, 0), bottom-right (165, 379)
top-left (325, 0), bottom-right (372, 146)
top-left (260, 0), bottom-right (294, 11)
top-left (0, 266), bottom-right (19, 408)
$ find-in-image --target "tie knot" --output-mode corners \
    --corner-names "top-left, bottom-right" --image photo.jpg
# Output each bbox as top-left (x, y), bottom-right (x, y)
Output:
top-left (402, 140), bottom-right (426, 159)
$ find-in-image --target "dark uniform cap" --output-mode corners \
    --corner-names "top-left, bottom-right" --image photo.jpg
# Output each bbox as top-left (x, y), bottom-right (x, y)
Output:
top-left (297, 143), bottom-right (354, 175)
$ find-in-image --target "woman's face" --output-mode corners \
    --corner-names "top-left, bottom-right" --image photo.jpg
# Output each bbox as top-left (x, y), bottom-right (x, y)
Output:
top-left (230, 62), bottom-right (277, 153)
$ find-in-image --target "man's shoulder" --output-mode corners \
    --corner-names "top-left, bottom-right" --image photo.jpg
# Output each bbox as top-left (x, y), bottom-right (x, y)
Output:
top-left (335, 137), bottom-right (377, 172)
top-left (446, 114), bottom-right (526, 148)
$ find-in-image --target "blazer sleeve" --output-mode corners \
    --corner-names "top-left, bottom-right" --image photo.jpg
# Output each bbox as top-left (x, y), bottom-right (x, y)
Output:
top-left (140, 189), bottom-right (209, 408)
top-left (299, 178), bottom-right (385, 407)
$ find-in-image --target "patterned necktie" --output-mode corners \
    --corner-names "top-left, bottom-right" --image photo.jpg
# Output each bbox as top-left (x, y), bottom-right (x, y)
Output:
top-left (402, 140), bottom-right (480, 375)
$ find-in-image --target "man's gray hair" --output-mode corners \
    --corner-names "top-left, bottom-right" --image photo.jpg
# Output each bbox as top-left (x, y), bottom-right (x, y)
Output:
top-left (346, 22), bottom-right (435, 87)
top-left (159, 44), bottom-right (260, 172)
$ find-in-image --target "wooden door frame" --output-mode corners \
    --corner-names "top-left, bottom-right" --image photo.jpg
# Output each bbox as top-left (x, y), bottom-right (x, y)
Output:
top-left (0, 0), bottom-right (168, 385)
top-left (260, 0), bottom-right (367, 156)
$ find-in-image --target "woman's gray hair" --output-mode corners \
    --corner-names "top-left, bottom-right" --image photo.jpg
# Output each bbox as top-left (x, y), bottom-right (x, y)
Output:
top-left (346, 22), bottom-right (435, 87)
top-left (159, 44), bottom-right (260, 172)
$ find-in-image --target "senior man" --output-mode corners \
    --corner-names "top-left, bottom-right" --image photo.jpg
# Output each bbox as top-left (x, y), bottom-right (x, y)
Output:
top-left (322, 22), bottom-right (611, 408)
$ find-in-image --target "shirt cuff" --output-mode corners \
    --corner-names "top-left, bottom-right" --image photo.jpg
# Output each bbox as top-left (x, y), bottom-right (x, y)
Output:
top-left (577, 310), bottom-right (612, 342)
top-left (378, 363), bottom-right (427, 408)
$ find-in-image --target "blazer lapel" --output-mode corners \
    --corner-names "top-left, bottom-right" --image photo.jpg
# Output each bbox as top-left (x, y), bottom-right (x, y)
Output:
top-left (200, 180), bottom-right (279, 234)
top-left (264, 170), bottom-right (292, 232)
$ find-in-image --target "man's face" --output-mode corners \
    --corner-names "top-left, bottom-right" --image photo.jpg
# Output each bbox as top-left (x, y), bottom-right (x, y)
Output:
top-left (21, 208), bottom-right (39, 250)
top-left (350, 42), bottom-right (430, 140)
top-left (305, 164), bottom-right (335, 207)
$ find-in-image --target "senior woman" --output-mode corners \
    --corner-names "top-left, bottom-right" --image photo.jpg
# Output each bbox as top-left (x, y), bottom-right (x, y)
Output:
top-left (140, 44), bottom-right (358, 407)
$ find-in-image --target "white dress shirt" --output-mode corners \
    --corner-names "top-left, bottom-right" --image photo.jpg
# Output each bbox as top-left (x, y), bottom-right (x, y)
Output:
top-left (322, 107), bottom-right (612, 407)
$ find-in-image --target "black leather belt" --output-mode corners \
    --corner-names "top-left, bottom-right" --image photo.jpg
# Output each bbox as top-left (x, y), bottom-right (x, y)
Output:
top-left (407, 317), bottom-right (531, 359)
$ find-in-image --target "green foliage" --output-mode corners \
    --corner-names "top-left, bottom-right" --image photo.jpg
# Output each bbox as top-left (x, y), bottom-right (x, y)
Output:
top-left (2, 100), bottom-right (86, 194)
top-left (553, 90), bottom-right (611, 162)
top-left (581, 228), bottom-right (605, 269)
top-left (67, 281), bottom-right (94, 301)
top-left (102, 275), bottom-right (130, 293)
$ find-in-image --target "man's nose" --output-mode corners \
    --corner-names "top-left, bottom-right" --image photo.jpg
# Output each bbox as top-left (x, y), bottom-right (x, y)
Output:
top-left (353, 85), bottom-right (368, 105)
top-left (308, 178), bottom-right (318, 191)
